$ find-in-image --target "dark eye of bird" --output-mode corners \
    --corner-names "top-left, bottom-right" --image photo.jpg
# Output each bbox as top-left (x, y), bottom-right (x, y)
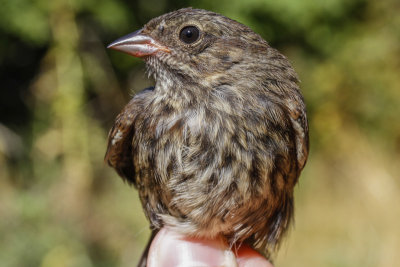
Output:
top-left (179, 26), bottom-right (200, 44)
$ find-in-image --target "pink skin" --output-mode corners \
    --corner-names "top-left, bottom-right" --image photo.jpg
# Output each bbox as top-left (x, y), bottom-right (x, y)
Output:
top-left (147, 227), bottom-right (273, 267)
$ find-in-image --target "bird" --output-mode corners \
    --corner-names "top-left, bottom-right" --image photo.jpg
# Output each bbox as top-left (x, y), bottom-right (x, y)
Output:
top-left (105, 7), bottom-right (309, 266)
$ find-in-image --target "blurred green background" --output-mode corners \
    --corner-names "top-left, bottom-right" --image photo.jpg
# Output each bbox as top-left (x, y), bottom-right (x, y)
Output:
top-left (1, 0), bottom-right (399, 266)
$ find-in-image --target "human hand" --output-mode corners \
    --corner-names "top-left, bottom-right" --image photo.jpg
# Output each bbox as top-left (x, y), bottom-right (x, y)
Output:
top-left (147, 227), bottom-right (273, 267)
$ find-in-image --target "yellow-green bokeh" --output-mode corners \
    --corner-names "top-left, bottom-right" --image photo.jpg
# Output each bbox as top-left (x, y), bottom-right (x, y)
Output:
top-left (0, 0), bottom-right (399, 266)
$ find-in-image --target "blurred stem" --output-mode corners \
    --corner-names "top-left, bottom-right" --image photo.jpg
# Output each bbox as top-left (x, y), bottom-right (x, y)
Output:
top-left (49, 2), bottom-right (92, 217)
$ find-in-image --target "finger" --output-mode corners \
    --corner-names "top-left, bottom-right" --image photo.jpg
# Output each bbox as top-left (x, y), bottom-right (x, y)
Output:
top-left (147, 227), bottom-right (237, 267)
top-left (236, 244), bottom-right (274, 267)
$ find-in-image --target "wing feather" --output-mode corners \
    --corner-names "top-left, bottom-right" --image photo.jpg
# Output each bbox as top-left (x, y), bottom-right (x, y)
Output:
top-left (104, 87), bottom-right (154, 185)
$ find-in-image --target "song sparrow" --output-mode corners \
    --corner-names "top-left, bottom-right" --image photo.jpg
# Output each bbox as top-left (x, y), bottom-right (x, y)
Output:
top-left (106, 7), bottom-right (308, 265)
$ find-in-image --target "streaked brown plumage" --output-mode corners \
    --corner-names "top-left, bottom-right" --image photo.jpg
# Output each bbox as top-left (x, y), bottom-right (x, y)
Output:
top-left (105, 7), bottom-right (308, 264)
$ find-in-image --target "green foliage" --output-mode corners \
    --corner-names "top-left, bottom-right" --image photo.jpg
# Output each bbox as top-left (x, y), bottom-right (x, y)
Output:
top-left (0, 0), bottom-right (50, 45)
top-left (1, 0), bottom-right (399, 266)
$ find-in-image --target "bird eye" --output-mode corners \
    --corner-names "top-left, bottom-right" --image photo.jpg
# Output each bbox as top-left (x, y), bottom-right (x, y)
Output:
top-left (179, 26), bottom-right (200, 44)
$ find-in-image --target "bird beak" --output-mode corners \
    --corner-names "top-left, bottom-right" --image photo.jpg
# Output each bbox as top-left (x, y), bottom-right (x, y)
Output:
top-left (107, 29), bottom-right (170, 57)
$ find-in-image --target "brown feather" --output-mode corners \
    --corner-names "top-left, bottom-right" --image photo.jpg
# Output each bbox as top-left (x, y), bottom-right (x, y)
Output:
top-left (106, 8), bottom-right (309, 259)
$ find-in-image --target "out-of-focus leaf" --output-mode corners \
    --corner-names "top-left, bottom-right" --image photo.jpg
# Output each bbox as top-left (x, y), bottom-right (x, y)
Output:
top-left (0, 0), bottom-right (50, 45)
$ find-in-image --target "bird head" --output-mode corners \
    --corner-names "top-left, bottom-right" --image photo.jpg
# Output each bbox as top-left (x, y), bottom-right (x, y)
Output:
top-left (108, 8), bottom-right (297, 96)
